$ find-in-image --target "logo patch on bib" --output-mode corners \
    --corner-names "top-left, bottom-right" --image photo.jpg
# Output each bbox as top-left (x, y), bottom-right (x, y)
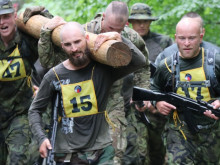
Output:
top-left (185, 73), bottom-right (192, 81)
top-left (74, 85), bottom-right (82, 93)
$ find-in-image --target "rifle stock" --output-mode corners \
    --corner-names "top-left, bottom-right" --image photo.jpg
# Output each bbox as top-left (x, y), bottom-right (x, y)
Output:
top-left (46, 93), bottom-right (59, 165)
top-left (132, 86), bottom-right (220, 117)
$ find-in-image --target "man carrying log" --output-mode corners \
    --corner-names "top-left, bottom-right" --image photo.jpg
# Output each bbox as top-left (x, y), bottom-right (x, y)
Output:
top-left (21, 2), bottom-right (149, 164)
top-left (0, 0), bottom-right (39, 164)
top-left (84, 2), bottom-right (149, 164)
top-left (28, 19), bottom-right (146, 164)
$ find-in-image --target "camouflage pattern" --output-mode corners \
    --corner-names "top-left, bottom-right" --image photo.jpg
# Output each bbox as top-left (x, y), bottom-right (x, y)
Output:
top-left (38, 13), bottom-right (149, 164)
top-left (38, 29), bottom-right (67, 69)
top-left (164, 119), bottom-right (220, 165)
top-left (54, 145), bottom-right (114, 164)
top-left (151, 49), bottom-right (220, 165)
top-left (0, 114), bottom-right (31, 165)
top-left (0, 31), bottom-right (38, 129)
top-left (0, 0), bottom-right (14, 15)
top-left (0, 29), bottom-right (39, 164)
top-left (122, 10), bottom-right (173, 165)
top-left (107, 79), bottom-right (127, 165)
top-left (129, 3), bottom-right (158, 21)
top-left (122, 68), bottom-right (151, 165)
top-left (84, 14), bottom-right (150, 165)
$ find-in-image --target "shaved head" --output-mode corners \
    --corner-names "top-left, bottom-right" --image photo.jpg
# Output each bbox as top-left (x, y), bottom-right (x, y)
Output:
top-left (176, 17), bottom-right (201, 34)
top-left (60, 22), bottom-right (85, 42)
top-left (181, 12), bottom-right (204, 33)
top-left (60, 21), bottom-right (91, 68)
top-left (175, 17), bottom-right (203, 59)
top-left (102, 1), bottom-right (129, 33)
top-left (105, 1), bottom-right (129, 23)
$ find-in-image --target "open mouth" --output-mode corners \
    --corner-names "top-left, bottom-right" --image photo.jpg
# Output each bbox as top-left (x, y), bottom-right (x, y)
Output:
top-left (1, 26), bottom-right (9, 31)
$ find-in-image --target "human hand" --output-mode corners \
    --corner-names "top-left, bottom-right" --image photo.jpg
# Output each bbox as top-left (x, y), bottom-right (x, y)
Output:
top-left (94, 32), bottom-right (122, 51)
top-left (203, 100), bottom-right (220, 120)
top-left (43, 16), bottom-right (66, 31)
top-left (156, 101), bottom-right (176, 115)
top-left (23, 6), bottom-right (45, 24)
top-left (134, 100), bottom-right (157, 113)
top-left (39, 138), bottom-right (52, 158)
top-left (32, 85), bottom-right (39, 98)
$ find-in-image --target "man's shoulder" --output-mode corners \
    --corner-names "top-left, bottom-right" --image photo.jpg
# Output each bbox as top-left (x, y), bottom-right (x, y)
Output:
top-left (84, 14), bottom-right (102, 34)
top-left (122, 26), bottom-right (145, 45)
top-left (122, 26), bottom-right (141, 39)
top-left (202, 41), bottom-right (220, 53)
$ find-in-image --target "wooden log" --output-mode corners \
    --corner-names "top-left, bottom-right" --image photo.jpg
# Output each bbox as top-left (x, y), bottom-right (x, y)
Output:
top-left (16, 13), bottom-right (132, 67)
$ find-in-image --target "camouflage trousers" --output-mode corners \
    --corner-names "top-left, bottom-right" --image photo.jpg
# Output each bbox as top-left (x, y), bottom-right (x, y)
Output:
top-left (122, 109), bottom-right (149, 165)
top-left (0, 114), bottom-right (32, 165)
top-left (54, 145), bottom-right (115, 165)
top-left (109, 109), bottom-right (127, 165)
top-left (164, 121), bottom-right (220, 165)
top-left (122, 106), bottom-right (167, 165)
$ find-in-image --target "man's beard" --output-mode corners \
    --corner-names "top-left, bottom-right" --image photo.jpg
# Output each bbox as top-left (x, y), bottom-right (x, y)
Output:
top-left (69, 47), bottom-right (92, 67)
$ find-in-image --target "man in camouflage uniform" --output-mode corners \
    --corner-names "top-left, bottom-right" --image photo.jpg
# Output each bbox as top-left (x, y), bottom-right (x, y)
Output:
top-left (150, 15), bottom-right (220, 164)
top-left (0, 0), bottom-right (39, 164)
top-left (84, 2), bottom-right (149, 164)
top-left (129, 3), bottom-right (173, 63)
top-left (122, 3), bottom-right (173, 165)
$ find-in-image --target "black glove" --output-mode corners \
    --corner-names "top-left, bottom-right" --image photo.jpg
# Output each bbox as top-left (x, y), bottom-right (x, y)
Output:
top-left (23, 6), bottom-right (53, 24)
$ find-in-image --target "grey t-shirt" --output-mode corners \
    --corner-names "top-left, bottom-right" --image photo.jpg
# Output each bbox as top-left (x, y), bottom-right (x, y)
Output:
top-left (29, 38), bottom-right (146, 153)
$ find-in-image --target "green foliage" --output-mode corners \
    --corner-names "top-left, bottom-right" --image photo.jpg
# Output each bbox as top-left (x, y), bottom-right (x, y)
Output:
top-left (21, 0), bottom-right (220, 46)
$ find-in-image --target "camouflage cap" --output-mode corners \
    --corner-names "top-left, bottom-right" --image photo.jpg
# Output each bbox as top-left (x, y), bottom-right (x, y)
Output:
top-left (0, 0), bottom-right (14, 15)
top-left (129, 3), bottom-right (158, 21)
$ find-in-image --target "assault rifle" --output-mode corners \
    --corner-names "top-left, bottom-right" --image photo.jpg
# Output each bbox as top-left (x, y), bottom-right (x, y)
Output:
top-left (132, 86), bottom-right (220, 134)
top-left (46, 93), bottom-right (59, 165)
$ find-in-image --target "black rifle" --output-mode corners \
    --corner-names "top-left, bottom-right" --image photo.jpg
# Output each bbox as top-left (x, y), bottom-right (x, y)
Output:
top-left (132, 86), bottom-right (220, 134)
top-left (46, 93), bottom-right (59, 165)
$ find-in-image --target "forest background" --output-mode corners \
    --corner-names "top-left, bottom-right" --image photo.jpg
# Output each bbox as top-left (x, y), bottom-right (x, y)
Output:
top-left (15, 0), bottom-right (220, 46)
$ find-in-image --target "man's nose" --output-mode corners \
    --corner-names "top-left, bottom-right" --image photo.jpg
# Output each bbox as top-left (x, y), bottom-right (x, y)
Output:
top-left (71, 45), bottom-right (77, 52)
top-left (184, 38), bottom-right (190, 46)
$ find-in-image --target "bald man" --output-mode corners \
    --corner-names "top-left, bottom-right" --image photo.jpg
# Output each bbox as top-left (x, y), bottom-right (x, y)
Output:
top-left (149, 16), bottom-right (220, 164)
top-left (84, 2), bottom-right (150, 164)
top-left (28, 21), bottom-right (146, 164)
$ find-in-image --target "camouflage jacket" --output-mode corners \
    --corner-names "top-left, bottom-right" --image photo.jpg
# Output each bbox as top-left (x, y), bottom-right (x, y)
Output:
top-left (38, 27), bottom-right (67, 68)
top-left (0, 30), bottom-right (38, 129)
top-left (84, 14), bottom-right (150, 112)
top-left (84, 14), bottom-right (149, 65)
top-left (143, 31), bottom-right (173, 63)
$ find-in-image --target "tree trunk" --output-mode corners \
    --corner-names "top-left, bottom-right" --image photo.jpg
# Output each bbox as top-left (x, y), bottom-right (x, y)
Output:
top-left (16, 13), bottom-right (131, 67)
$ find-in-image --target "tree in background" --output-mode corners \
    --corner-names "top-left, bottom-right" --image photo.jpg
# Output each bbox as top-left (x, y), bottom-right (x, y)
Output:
top-left (20, 0), bottom-right (220, 46)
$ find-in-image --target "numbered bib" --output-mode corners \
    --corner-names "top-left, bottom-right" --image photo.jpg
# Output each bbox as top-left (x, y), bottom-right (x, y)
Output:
top-left (61, 79), bottom-right (98, 118)
top-left (0, 45), bottom-right (27, 81)
top-left (177, 50), bottom-right (211, 102)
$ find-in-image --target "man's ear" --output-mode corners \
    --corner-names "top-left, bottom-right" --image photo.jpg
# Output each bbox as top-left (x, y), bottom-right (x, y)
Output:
top-left (14, 12), bottom-right (17, 19)
top-left (200, 33), bottom-right (204, 43)
top-left (102, 13), bottom-right (105, 20)
top-left (85, 34), bottom-right (89, 41)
